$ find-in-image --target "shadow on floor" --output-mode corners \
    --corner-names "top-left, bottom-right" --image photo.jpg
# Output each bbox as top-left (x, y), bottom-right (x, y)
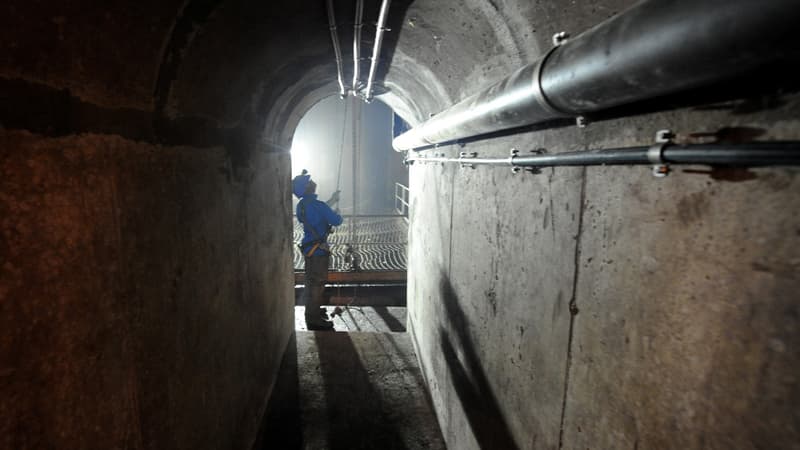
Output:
top-left (254, 334), bottom-right (303, 450)
top-left (373, 306), bottom-right (406, 332)
top-left (315, 332), bottom-right (410, 450)
top-left (255, 330), bottom-right (442, 450)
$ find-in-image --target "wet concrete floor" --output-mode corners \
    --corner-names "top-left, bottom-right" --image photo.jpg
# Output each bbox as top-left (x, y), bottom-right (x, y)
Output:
top-left (256, 307), bottom-right (445, 450)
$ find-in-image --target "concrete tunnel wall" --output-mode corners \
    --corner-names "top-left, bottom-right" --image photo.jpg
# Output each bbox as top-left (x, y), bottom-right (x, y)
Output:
top-left (0, 1), bottom-right (309, 448)
top-left (1, 1), bottom-right (799, 449)
top-left (388, 2), bottom-right (800, 450)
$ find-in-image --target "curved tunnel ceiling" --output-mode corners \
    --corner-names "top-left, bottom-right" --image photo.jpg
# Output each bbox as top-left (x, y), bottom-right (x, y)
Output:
top-left (159, 0), bottom-right (628, 150)
top-left (158, 0), bottom-right (417, 149)
top-left (1, 0), bottom-right (639, 150)
top-left (152, 0), bottom-right (561, 150)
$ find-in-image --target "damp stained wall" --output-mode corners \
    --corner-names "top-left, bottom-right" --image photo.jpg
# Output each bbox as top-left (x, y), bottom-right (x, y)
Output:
top-left (394, 1), bottom-right (800, 449)
top-left (0, 133), bottom-right (293, 450)
top-left (0, 1), bottom-right (302, 448)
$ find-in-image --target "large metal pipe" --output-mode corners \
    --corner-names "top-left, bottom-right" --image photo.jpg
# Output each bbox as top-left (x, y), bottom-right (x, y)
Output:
top-left (325, 0), bottom-right (347, 97)
top-left (352, 0), bottom-right (364, 93)
top-left (364, 0), bottom-right (392, 101)
top-left (405, 142), bottom-right (800, 168)
top-left (393, 0), bottom-right (800, 151)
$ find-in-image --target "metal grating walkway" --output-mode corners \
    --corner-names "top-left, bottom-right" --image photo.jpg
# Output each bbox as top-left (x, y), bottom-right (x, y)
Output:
top-left (293, 215), bottom-right (408, 273)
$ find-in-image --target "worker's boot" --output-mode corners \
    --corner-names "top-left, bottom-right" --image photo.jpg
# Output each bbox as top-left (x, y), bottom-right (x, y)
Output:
top-left (306, 318), bottom-right (334, 331)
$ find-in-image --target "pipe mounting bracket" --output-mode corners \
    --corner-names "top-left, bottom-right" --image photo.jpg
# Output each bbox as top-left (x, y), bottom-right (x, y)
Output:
top-left (459, 151), bottom-right (477, 169)
top-left (648, 129), bottom-right (674, 177)
top-left (552, 31), bottom-right (570, 46)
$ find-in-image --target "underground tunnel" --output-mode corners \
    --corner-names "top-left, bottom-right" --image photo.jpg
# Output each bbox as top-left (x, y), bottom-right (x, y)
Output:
top-left (1, 0), bottom-right (800, 449)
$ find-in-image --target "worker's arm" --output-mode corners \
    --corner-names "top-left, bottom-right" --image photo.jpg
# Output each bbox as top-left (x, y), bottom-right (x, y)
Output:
top-left (320, 201), bottom-right (343, 226)
top-left (326, 190), bottom-right (341, 207)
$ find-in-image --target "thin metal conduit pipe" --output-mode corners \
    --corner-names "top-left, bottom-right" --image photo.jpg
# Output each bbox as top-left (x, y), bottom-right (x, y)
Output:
top-left (352, 0), bottom-right (364, 93)
top-left (405, 142), bottom-right (800, 169)
top-left (393, 0), bottom-right (800, 151)
top-left (364, 0), bottom-right (391, 102)
top-left (325, 0), bottom-right (347, 97)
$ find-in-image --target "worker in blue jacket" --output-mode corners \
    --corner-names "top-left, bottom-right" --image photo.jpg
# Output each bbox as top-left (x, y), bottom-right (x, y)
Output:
top-left (293, 170), bottom-right (342, 330)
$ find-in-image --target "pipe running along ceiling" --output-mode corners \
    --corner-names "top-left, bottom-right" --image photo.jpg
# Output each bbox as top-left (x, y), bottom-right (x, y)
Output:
top-left (392, 0), bottom-right (800, 151)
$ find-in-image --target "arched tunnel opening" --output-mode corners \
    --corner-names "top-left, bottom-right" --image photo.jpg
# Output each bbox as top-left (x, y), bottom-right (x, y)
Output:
top-left (2, 0), bottom-right (800, 449)
top-left (289, 94), bottom-right (411, 331)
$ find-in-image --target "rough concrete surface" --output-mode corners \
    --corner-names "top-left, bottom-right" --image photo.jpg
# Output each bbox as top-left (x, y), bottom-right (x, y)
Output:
top-left (564, 164), bottom-right (800, 449)
top-left (2, 0), bottom-right (799, 448)
top-left (2, 1), bottom-right (306, 448)
top-left (0, 0), bottom-right (184, 110)
top-left (0, 131), bottom-right (294, 449)
top-left (256, 331), bottom-right (445, 450)
top-left (397, 1), bottom-right (800, 449)
top-left (445, 163), bottom-right (585, 449)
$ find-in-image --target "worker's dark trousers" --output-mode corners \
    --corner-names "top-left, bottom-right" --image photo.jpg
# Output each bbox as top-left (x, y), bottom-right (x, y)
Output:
top-left (303, 254), bottom-right (329, 324)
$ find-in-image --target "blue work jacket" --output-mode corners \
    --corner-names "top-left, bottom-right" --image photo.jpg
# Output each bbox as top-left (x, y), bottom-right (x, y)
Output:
top-left (296, 194), bottom-right (342, 256)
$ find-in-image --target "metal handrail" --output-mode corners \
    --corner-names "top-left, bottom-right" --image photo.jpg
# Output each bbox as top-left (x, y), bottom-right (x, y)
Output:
top-left (394, 182), bottom-right (409, 218)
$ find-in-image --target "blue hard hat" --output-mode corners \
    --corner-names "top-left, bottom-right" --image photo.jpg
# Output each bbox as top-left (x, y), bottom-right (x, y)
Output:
top-left (292, 170), bottom-right (311, 198)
